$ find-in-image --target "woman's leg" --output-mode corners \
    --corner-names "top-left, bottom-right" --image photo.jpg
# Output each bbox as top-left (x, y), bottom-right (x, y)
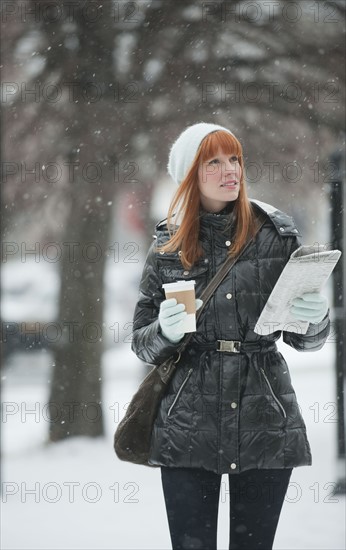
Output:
top-left (161, 466), bottom-right (222, 550)
top-left (228, 468), bottom-right (293, 550)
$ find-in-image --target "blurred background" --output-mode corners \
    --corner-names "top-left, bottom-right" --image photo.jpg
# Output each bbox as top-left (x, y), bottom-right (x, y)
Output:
top-left (1, 1), bottom-right (345, 549)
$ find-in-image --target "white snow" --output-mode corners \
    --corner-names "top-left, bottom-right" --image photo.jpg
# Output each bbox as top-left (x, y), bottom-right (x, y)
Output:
top-left (1, 339), bottom-right (345, 550)
top-left (1, 259), bottom-right (60, 322)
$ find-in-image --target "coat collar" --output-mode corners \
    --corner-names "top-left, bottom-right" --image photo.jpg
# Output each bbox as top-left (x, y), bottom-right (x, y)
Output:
top-left (198, 200), bottom-right (236, 232)
top-left (250, 199), bottom-right (301, 237)
top-left (155, 198), bottom-right (301, 238)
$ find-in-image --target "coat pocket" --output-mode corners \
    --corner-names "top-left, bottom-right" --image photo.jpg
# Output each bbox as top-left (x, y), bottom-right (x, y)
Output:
top-left (259, 367), bottom-right (287, 420)
top-left (167, 368), bottom-right (194, 417)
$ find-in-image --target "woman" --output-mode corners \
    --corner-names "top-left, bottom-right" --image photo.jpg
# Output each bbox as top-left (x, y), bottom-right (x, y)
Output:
top-left (131, 122), bottom-right (330, 550)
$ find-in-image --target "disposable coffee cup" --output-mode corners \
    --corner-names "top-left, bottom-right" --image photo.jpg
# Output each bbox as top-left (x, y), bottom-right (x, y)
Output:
top-left (162, 280), bottom-right (196, 333)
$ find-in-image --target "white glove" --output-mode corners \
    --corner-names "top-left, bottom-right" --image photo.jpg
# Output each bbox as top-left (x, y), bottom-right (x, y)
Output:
top-left (159, 298), bottom-right (203, 343)
top-left (290, 292), bottom-right (329, 324)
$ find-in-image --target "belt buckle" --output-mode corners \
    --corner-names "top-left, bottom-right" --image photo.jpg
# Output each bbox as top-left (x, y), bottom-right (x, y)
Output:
top-left (217, 340), bottom-right (241, 353)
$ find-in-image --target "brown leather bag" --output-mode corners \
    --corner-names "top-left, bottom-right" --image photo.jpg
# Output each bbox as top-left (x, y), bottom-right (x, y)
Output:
top-left (113, 215), bottom-right (266, 466)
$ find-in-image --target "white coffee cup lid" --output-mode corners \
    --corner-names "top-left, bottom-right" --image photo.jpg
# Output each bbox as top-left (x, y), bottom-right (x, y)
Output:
top-left (162, 280), bottom-right (196, 291)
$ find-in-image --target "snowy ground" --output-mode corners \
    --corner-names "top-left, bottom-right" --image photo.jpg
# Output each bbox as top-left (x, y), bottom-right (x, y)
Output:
top-left (1, 338), bottom-right (345, 550)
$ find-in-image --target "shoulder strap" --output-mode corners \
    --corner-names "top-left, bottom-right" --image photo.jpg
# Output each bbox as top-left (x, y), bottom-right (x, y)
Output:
top-left (175, 213), bottom-right (267, 355)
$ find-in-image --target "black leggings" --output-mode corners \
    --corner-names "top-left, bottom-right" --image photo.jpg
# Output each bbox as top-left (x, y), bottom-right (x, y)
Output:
top-left (161, 466), bottom-right (293, 550)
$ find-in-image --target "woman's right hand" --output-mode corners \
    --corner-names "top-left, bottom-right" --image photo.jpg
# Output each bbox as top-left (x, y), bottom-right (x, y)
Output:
top-left (158, 298), bottom-right (187, 343)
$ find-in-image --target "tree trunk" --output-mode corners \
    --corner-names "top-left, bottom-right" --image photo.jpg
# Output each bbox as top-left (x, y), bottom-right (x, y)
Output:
top-left (47, 2), bottom-right (117, 440)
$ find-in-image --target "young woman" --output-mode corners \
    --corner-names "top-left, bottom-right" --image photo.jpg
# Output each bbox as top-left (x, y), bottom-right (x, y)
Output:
top-left (131, 122), bottom-right (330, 550)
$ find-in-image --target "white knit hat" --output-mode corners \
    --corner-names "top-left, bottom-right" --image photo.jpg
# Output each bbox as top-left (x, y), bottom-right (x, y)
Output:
top-left (167, 122), bottom-right (236, 185)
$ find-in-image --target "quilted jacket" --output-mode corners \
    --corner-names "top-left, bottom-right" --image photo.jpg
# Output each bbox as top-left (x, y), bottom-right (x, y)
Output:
top-left (131, 199), bottom-right (331, 474)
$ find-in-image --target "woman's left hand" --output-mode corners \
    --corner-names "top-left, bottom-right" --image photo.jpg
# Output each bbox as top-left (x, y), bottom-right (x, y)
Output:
top-left (290, 292), bottom-right (329, 324)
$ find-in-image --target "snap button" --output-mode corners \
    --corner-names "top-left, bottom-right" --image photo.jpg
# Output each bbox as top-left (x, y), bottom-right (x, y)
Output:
top-left (230, 463), bottom-right (237, 469)
top-left (225, 240), bottom-right (231, 246)
top-left (183, 270), bottom-right (189, 275)
top-left (279, 227), bottom-right (285, 232)
top-left (226, 293), bottom-right (232, 299)
top-left (231, 402), bottom-right (237, 409)
top-left (162, 366), bottom-right (167, 372)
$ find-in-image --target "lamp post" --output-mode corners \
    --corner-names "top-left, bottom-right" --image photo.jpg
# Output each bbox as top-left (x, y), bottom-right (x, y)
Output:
top-left (329, 147), bottom-right (346, 495)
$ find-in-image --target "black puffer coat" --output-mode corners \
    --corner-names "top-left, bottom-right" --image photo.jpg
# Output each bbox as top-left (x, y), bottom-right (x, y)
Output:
top-left (131, 199), bottom-right (330, 474)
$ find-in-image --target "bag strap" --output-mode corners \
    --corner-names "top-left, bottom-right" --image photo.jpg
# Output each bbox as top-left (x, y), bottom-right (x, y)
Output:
top-left (174, 212), bottom-right (267, 356)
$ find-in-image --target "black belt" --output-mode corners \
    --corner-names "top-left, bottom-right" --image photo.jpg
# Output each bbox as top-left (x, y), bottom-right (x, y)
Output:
top-left (190, 340), bottom-right (278, 354)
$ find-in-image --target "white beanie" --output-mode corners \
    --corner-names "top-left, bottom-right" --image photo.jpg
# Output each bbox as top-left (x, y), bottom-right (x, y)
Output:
top-left (167, 122), bottom-right (236, 185)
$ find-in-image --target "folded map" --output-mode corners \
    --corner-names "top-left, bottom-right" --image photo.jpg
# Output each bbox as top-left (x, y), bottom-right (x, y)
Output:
top-left (254, 244), bottom-right (342, 335)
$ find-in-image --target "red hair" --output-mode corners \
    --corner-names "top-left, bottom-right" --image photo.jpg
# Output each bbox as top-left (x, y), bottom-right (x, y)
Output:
top-left (157, 130), bottom-right (259, 270)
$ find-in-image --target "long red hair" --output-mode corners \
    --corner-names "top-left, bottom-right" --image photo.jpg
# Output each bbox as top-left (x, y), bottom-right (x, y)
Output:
top-left (157, 130), bottom-right (259, 269)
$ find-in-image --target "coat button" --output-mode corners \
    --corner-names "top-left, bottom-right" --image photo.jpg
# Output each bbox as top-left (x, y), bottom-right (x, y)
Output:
top-left (231, 402), bottom-right (237, 409)
top-left (230, 463), bottom-right (237, 469)
top-left (225, 240), bottom-right (231, 246)
top-left (279, 227), bottom-right (285, 232)
top-left (226, 293), bottom-right (232, 299)
top-left (183, 270), bottom-right (189, 275)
